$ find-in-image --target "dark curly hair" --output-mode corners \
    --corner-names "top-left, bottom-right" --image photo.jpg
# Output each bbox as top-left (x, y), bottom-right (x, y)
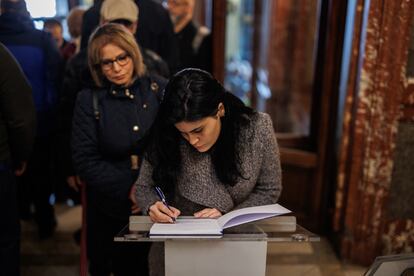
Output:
top-left (146, 68), bottom-right (255, 195)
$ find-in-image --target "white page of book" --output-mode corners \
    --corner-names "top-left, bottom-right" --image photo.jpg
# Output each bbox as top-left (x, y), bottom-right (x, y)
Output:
top-left (217, 204), bottom-right (291, 229)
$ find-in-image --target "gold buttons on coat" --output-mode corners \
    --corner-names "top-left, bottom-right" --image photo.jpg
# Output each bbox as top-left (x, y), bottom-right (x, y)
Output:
top-left (129, 94), bottom-right (134, 99)
top-left (143, 104), bottom-right (147, 109)
top-left (125, 89), bottom-right (130, 96)
top-left (112, 90), bottom-right (117, 95)
top-left (150, 82), bottom-right (159, 92)
top-left (133, 125), bottom-right (139, 132)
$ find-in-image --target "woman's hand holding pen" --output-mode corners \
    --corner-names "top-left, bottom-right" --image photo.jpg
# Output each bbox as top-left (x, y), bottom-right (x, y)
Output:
top-left (149, 201), bottom-right (181, 223)
top-left (194, 208), bottom-right (222, 218)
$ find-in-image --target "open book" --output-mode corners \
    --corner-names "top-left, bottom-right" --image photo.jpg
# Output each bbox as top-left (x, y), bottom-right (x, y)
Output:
top-left (149, 203), bottom-right (291, 237)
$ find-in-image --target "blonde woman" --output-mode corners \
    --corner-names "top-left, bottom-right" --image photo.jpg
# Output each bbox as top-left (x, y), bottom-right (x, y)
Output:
top-left (72, 23), bottom-right (165, 276)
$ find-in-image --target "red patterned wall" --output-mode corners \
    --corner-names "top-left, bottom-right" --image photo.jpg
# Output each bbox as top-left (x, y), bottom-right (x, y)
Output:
top-left (334, 0), bottom-right (414, 265)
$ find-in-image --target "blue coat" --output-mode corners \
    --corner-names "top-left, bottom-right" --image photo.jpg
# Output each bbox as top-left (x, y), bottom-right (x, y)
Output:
top-left (71, 75), bottom-right (166, 219)
top-left (0, 12), bottom-right (62, 137)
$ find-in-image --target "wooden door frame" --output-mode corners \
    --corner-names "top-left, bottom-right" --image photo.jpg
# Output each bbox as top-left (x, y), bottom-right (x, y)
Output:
top-left (211, 0), bottom-right (348, 233)
top-left (309, 0), bottom-right (348, 232)
top-left (211, 1), bottom-right (226, 83)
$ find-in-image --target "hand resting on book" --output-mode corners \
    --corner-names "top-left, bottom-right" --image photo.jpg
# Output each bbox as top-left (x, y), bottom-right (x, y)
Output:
top-left (194, 208), bottom-right (222, 218)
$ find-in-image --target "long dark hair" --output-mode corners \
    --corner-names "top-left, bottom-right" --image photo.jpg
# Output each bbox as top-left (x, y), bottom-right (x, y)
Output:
top-left (147, 68), bottom-right (255, 195)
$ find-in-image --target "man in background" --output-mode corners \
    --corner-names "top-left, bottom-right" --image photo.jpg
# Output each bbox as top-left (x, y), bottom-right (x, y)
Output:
top-left (66, 6), bottom-right (85, 54)
top-left (166, 0), bottom-right (212, 72)
top-left (0, 42), bottom-right (36, 276)
top-left (43, 18), bottom-right (76, 61)
top-left (0, 0), bottom-right (62, 239)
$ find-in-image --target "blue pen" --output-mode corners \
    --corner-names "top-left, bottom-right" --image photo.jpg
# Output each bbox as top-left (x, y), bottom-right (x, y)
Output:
top-left (155, 186), bottom-right (176, 222)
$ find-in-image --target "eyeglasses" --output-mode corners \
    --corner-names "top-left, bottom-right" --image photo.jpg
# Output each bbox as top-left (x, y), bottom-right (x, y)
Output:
top-left (100, 53), bottom-right (130, 71)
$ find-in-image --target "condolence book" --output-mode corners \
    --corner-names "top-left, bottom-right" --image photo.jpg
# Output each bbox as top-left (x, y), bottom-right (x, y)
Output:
top-left (149, 204), bottom-right (291, 237)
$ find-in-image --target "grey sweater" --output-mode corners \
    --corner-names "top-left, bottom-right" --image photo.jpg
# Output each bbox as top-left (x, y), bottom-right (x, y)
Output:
top-left (135, 112), bottom-right (282, 215)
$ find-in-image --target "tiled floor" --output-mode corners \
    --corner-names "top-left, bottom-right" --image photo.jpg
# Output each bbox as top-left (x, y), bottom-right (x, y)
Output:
top-left (21, 205), bottom-right (81, 276)
top-left (21, 204), bottom-right (367, 276)
top-left (266, 241), bottom-right (367, 275)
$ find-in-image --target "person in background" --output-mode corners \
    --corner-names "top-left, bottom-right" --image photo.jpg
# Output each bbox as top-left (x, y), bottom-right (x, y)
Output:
top-left (135, 68), bottom-right (282, 275)
top-left (43, 18), bottom-right (76, 61)
top-left (80, 0), bottom-right (179, 74)
top-left (51, 6), bottom-right (85, 206)
top-left (100, 0), bottom-right (170, 78)
top-left (166, 0), bottom-right (212, 72)
top-left (135, 0), bottom-right (179, 73)
top-left (79, 0), bottom-right (103, 50)
top-left (0, 42), bottom-right (36, 276)
top-left (66, 6), bottom-right (86, 54)
top-left (0, 0), bottom-right (62, 239)
top-left (60, 0), bottom-right (170, 204)
top-left (71, 23), bottom-right (166, 276)
top-left (56, 2), bottom-right (170, 248)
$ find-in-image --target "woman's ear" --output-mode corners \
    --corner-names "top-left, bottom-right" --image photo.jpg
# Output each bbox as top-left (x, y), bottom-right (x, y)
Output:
top-left (218, 102), bottom-right (225, 117)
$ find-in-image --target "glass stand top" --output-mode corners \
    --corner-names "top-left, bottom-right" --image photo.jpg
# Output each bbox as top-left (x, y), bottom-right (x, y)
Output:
top-left (114, 216), bottom-right (320, 242)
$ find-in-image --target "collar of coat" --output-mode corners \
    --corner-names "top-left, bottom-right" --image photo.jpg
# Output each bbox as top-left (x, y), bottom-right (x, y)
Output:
top-left (107, 76), bottom-right (157, 100)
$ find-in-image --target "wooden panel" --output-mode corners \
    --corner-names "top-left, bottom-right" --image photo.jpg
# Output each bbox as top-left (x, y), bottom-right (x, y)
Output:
top-left (210, 0), bottom-right (347, 235)
top-left (211, 1), bottom-right (226, 82)
top-left (333, 0), bottom-right (368, 232)
top-left (279, 144), bottom-right (317, 229)
top-left (279, 148), bottom-right (317, 168)
top-left (266, 0), bottom-right (319, 134)
top-left (278, 165), bottom-right (314, 227)
top-left (308, 0), bottom-right (348, 233)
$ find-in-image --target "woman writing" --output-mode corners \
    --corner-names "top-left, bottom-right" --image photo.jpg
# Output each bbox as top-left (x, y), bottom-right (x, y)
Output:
top-left (136, 68), bottom-right (282, 220)
top-left (135, 68), bottom-right (282, 275)
top-left (71, 23), bottom-right (165, 276)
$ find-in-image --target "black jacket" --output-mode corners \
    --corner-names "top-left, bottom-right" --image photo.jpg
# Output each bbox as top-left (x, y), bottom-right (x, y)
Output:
top-left (135, 0), bottom-right (179, 73)
top-left (58, 46), bottom-right (168, 178)
top-left (56, 49), bottom-right (94, 177)
top-left (0, 43), bottom-right (36, 164)
top-left (71, 75), bottom-right (166, 219)
top-left (176, 21), bottom-right (212, 73)
top-left (80, 1), bottom-right (102, 50)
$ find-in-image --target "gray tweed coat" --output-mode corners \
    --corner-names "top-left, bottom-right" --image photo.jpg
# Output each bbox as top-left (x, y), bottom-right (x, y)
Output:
top-left (135, 112), bottom-right (282, 276)
top-left (135, 111), bottom-right (282, 216)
